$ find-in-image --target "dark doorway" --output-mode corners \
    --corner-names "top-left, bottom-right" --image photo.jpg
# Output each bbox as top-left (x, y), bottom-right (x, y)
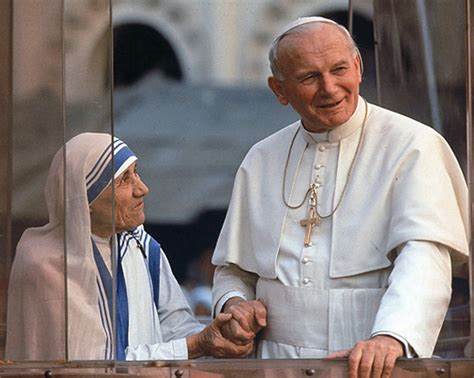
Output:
top-left (113, 23), bottom-right (183, 87)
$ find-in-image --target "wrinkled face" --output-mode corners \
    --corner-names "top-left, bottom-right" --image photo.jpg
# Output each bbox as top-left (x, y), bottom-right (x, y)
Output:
top-left (90, 162), bottom-right (149, 238)
top-left (268, 23), bottom-right (362, 133)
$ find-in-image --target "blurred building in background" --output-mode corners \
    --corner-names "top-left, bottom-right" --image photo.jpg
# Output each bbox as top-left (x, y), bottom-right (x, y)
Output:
top-left (111, 0), bottom-right (374, 87)
top-left (11, 0), bottom-right (376, 282)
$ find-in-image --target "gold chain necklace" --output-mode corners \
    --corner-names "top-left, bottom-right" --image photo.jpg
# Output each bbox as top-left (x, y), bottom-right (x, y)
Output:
top-left (282, 98), bottom-right (368, 219)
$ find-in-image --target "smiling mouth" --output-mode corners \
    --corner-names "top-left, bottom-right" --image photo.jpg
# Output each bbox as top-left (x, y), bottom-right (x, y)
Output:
top-left (318, 98), bottom-right (344, 109)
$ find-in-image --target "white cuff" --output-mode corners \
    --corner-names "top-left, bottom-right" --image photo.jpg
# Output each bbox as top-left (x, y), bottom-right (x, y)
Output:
top-left (125, 338), bottom-right (189, 360)
top-left (371, 331), bottom-right (415, 358)
top-left (214, 291), bottom-right (247, 316)
top-left (171, 338), bottom-right (189, 360)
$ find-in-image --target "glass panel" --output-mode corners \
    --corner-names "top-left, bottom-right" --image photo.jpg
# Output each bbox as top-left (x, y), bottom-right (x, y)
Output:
top-left (374, 0), bottom-right (470, 358)
top-left (7, 0), bottom-right (65, 361)
top-left (0, 0), bottom-right (13, 360)
top-left (374, 0), bottom-right (467, 167)
top-left (63, 0), bottom-right (112, 139)
top-left (62, 0), bottom-right (114, 361)
top-left (6, 0), bottom-right (114, 363)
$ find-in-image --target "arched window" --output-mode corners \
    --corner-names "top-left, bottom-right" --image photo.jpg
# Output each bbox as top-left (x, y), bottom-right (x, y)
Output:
top-left (113, 23), bottom-right (182, 87)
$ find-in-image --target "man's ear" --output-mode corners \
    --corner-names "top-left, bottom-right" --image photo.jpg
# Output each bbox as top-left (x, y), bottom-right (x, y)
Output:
top-left (268, 76), bottom-right (289, 106)
top-left (354, 53), bottom-right (363, 83)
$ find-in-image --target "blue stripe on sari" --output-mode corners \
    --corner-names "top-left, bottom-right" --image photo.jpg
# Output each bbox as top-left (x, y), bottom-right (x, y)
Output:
top-left (86, 143), bottom-right (113, 187)
top-left (96, 278), bottom-right (112, 359)
top-left (92, 240), bottom-right (114, 359)
top-left (93, 229), bottom-right (161, 361)
top-left (115, 252), bottom-right (129, 361)
top-left (92, 238), bottom-right (128, 360)
top-left (86, 139), bottom-right (124, 186)
top-left (87, 143), bottom-right (136, 204)
top-left (147, 237), bottom-right (161, 307)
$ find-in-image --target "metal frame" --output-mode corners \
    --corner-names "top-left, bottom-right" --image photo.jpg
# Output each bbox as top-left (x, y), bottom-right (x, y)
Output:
top-left (466, 0), bottom-right (474, 359)
top-left (0, 1), bottom-right (13, 272)
top-left (0, 0), bottom-right (13, 360)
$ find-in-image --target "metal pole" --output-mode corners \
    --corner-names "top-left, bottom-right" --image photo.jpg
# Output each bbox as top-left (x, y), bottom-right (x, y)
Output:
top-left (415, 0), bottom-right (443, 134)
top-left (465, 0), bottom-right (474, 359)
top-left (0, 0), bottom-right (13, 358)
top-left (348, 0), bottom-right (354, 35)
top-left (373, 0), bottom-right (382, 105)
top-left (60, 0), bottom-right (69, 362)
top-left (108, 0), bottom-right (117, 362)
top-left (0, 0), bottom-right (13, 267)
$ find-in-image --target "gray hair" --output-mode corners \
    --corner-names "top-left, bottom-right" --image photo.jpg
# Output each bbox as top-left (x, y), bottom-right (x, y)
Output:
top-left (268, 18), bottom-right (364, 80)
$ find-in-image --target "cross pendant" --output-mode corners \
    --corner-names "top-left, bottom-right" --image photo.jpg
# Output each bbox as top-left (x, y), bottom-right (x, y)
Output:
top-left (300, 187), bottom-right (320, 247)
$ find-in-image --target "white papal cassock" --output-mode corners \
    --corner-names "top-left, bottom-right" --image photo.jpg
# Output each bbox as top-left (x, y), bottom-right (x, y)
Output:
top-left (212, 96), bottom-right (468, 358)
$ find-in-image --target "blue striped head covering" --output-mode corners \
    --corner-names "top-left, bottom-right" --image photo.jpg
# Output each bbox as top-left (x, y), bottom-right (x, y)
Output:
top-left (86, 136), bottom-right (137, 204)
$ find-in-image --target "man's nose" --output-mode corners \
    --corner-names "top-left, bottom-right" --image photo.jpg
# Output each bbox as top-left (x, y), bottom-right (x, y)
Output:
top-left (319, 75), bottom-right (337, 95)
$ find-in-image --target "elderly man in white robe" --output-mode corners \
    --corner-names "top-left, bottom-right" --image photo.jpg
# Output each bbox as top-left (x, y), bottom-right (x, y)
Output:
top-left (6, 133), bottom-right (252, 361)
top-left (211, 17), bottom-right (469, 378)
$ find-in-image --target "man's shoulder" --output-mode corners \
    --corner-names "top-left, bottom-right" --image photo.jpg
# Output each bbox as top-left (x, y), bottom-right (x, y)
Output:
top-left (245, 120), bottom-right (300, 156)
top-left (367, 103), bottom-right (444, 144)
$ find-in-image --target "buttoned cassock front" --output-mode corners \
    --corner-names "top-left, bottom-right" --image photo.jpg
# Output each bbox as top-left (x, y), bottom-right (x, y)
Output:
top-left (212, 97), bottom-right (468, 358)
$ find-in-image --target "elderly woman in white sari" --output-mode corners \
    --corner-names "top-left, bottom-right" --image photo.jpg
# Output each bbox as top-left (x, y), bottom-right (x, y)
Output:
top-left (6, 133), bottom-right (253, 361)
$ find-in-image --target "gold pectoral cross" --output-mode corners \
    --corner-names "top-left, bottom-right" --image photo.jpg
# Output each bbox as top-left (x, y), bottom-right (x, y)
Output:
top-left (299, 185), bottom-right (320, 247)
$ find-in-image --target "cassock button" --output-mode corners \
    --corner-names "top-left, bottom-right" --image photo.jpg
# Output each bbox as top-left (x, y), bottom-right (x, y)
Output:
top-left (302, 256), bottom-right (310, 264)
top-left (302, 277), bottom-right (310, 285)
top-left (319, 146), bottom-right (326, 152)
top-left (315, 164), bottom-right (322, 170)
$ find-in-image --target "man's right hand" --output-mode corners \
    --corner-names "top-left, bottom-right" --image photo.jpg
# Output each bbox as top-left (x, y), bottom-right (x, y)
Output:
top-left (221, 297), bottom-right (267, 345)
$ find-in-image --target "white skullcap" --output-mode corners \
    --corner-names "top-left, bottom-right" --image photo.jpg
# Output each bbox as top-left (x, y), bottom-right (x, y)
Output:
top-left (271, 16), bottom-right (339, 45)
top-left (268, 16), bottom-right (361, 78)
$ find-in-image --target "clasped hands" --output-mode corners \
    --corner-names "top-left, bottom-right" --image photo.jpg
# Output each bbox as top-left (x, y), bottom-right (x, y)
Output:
top-left (221, 297), bottom-right (268, 347)
top-left (188, 296), bottom-right (267, 359)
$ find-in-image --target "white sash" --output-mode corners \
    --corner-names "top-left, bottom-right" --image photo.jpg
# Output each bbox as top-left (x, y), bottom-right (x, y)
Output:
top-left (257, 278), bottom-right (385, 352)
